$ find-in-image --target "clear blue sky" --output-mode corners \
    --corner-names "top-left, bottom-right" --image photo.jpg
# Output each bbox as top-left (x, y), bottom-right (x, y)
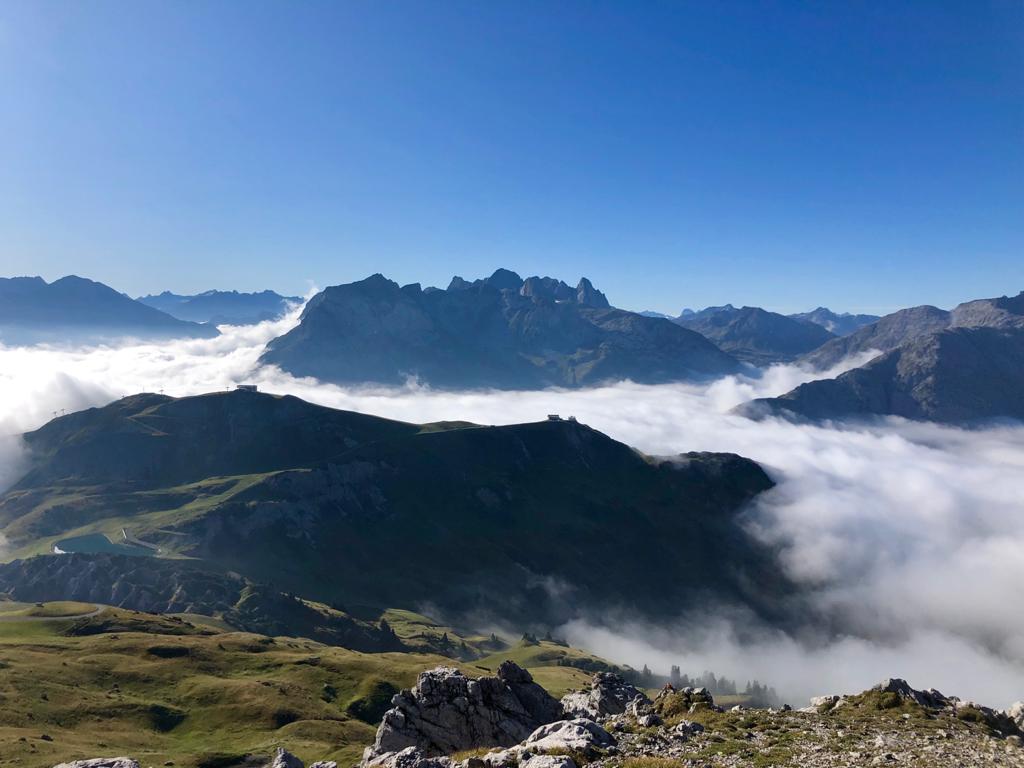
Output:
top-left (0, 1), bottom-right (1021, 315)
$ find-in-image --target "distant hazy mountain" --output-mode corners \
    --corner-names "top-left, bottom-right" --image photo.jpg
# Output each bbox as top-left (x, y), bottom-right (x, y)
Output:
top-left (801, 291), bottom-right (1024, 370)
top-left (743, 290), bottom-right (1024, 424)
top-left (0, 275), bottom-right (217, 344)
top-left (138, 289), bottom-right (301, 325)
top-left (673, 304), bottom-right (835, 365)
top-left (260, 270), bottom-right (741, 388)
top-left (789, 307), bottom-right (880, 337)
top-left (2, 390), bottom-right (786, 624)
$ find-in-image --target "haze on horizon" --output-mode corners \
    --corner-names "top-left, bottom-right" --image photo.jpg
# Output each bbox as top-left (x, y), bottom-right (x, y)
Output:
top-left (1, 1), bottom-right (1022, 315)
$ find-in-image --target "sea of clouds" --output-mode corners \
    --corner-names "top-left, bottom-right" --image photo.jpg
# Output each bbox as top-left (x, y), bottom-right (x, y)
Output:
top-left (1, 304), bottom-right (1023, 707)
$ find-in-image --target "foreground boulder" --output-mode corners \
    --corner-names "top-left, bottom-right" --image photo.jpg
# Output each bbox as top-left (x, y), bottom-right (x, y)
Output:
top-left (521, 718), bottom-right (616, 755)
top-left (362, 662), bottom-right (563, 766)
top-left (52, 762), bottom-right (139, 768)
top-left (560, 672), bottom-right (649, 720)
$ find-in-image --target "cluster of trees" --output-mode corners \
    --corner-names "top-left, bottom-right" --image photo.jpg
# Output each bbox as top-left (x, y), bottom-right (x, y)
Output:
top-left (635, 664), bottom-right (781, 708)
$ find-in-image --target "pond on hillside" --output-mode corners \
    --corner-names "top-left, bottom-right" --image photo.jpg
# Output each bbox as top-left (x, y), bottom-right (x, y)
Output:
top-left (53, 533), bottom-right (155, 557)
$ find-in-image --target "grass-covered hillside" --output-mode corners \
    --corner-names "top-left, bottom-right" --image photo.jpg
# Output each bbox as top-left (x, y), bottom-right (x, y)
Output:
top-left (0, 601), bottom-right (606, 768)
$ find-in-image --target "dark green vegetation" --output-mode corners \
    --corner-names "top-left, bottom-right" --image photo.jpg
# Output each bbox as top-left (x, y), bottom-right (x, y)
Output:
top-left (674, 305), bottom-right (835, 365)
top-left (0, 602), bottom-right (596, 768)
top-left (259, 270), bottom-right (742, 388)
top-left (1, 389), bottom-right (784, 627)
top-left (0, 275), bottom-right (217, 343)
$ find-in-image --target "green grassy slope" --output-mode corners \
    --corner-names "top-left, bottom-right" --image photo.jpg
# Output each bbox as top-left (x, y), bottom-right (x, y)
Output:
top-left (0, 603), bottom-right (609, 768)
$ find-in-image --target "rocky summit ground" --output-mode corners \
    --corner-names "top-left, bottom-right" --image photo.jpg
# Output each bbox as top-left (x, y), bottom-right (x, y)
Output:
top-left (358, 665), bottom-right (1024, 768)
top-left (46, 666), bottom-right (1024, 768)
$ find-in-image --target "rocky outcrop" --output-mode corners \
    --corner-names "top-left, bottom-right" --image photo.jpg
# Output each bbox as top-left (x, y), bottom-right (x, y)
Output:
top-left (651, 685), bottom-right (719, 717)
top-left (269, 749), bottom-right (304, 768)
top-left (1010, 701), bottom-right (1024, 730)
top-left (521, 718), bottom-right (616, 755)
top-left (519, 756), bottom-right (576, 768)
top-left (560, 672), bottom-right (649, 720)
top-left (362, 663), bottom-right (563, 766)
top-left (871, 678), bottom-right (950, 708)
top-left (52, 761), bottom-right (139, 768)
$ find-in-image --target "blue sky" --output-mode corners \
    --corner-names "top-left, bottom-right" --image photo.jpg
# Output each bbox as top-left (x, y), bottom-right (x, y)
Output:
top-left (0, 1), bottom-right (1021, 314)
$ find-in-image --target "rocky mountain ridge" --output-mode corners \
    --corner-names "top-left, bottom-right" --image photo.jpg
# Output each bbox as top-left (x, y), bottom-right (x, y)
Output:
top-left (259, 270), bottom-right (741, 388)
top-left (742, 289), bottom-right (1024, 424)
top-left (801, 290), bottom-right (1024, 371)
top-left (138, 289), bottom-right (301, 325)
top-left (788, 307), bottom-right (880, 337)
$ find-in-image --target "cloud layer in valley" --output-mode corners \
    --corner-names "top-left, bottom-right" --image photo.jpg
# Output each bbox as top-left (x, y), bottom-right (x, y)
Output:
top-left (1, 311), bottom-right (1023, 707)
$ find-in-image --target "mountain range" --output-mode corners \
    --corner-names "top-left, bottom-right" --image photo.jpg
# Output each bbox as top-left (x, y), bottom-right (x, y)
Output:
top-left (0, 275), bottom-right (217, 344)
top-left (788, 307), bottom-right (880, 336)
top-left (0, 389), bottom-right (787, 626)
top-left (745, 291), bottom-right (1024, 423)
top-left (138, 289), bottom-right (301, 325)
top-left (673, 304), bottom-right (836, 365)
top-left (260, 270), bottom-right (742, 388)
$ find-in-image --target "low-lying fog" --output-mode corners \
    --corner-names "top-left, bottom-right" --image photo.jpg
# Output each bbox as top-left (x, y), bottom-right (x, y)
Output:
top-left (1, 305), bottom-right (1022, 708)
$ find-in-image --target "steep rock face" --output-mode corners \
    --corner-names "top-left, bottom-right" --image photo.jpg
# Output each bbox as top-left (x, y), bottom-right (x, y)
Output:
top-left (363, 663), bottom-right (563, 764)
top-left (259, 272), bottom-right (740, 388)
top-left (574, 278), bottom-right (610, 309)
top-left (0, 275), bottom-right (217, 343)
top-left (675, 305), bottom-right (834, 365)
top-left (741, 326), bottom-right (1024, 424)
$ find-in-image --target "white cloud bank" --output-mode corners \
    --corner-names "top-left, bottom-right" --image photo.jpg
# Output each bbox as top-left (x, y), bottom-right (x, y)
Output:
top-left (0, 311), bottom-right (1022, 707)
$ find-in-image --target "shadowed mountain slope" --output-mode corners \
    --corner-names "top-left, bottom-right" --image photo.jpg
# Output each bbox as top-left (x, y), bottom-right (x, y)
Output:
top-left (742, 326), bottom-right (1024, 424)
top-left (1, 391), bottom-right (784, 626)
top-left (801, 291), bottom-right (1024, 370)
